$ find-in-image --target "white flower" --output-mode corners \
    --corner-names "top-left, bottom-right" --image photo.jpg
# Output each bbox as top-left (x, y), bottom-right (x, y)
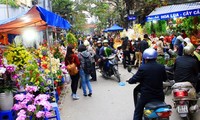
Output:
top-left (0, 67), bottom-right (6, 74)
top-left (3, 58), bottom-right (8, 65)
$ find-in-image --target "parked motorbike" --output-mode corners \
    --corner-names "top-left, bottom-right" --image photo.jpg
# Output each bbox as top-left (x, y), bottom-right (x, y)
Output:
top-left (127, 66), bottom-right (172, 120)
top-left (172, 82), bottom-right (199, 120)
top-left (101, 54), bottom-right (121, 82)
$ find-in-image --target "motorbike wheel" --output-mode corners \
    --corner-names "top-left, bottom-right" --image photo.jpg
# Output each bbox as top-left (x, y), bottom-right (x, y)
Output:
top-left (113, 67), bottom-right (121, 82)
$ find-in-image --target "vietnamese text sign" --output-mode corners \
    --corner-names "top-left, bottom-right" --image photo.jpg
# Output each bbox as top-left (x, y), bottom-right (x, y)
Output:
top-left (146, 9), bottom-right (200, 22)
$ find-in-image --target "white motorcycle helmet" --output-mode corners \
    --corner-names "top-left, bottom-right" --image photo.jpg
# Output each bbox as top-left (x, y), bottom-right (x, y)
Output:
top-left (183, 45), bottom-right (195, 55)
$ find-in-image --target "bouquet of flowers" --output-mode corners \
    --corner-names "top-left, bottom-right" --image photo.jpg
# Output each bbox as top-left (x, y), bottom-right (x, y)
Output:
top-left (13, 85), bottom-right (52, 120)
top-left (3, 44), bottom-right (33, 70)
top-left (52, 46), bottom-right (65, 62)
top-left (20, 61), bottom-right (48, 93)
top-left (34, 45), bottom-right (50, 74)
top-left (0, 57), bottom-right (18, 93)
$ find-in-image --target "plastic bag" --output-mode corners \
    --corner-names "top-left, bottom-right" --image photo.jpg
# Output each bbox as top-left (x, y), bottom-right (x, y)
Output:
top-left (64, 73), bottom-right (71, 84)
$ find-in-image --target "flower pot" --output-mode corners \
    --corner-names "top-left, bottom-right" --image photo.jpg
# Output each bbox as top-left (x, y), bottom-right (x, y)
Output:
top-left (0, 91), bottom-right (14, 110)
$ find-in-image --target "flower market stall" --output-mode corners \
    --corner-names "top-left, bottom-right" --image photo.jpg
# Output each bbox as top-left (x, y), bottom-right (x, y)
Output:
top-left (0, 5), bottom-right (71, 120)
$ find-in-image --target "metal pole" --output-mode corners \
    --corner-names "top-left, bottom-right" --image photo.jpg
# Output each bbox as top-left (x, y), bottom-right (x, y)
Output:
top-left (6, 0), bottom-right (9, 18)
top-left (46, 27), bottom-right (56, 101)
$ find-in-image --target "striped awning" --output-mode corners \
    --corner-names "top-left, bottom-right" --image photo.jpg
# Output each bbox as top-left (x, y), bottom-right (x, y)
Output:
top-left (146, 2), bottom-right (200, 22)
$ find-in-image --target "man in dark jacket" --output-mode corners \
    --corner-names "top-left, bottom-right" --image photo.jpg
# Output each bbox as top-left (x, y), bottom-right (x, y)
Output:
top-left (78, 37), bottom-right (83, 46)
top-left (121, 36), bottom-right (131, 68)
top-left (174, 46), bottom-right (199, 85)
top-left (140, 34), bottom-right (149, 53)
top-left (140, 34), bottom-right (149, 65)
top-left (127, 48), bottom-right (167, 120)
top-left (96, 40), bottom-right (103, 70)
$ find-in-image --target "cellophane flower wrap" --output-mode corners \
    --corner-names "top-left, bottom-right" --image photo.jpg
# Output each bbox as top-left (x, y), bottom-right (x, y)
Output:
top-left (13, 85), bottom-right (53, 120)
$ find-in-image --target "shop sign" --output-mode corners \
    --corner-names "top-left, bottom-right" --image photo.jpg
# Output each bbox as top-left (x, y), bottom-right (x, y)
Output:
top-left (128, 16), bottom-right (136, 21)
top-left (146, 9), bottom-right (200, 22)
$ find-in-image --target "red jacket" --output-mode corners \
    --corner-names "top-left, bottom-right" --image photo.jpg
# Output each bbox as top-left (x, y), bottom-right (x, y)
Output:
top-left (65, 54), bottom-right (80, 69)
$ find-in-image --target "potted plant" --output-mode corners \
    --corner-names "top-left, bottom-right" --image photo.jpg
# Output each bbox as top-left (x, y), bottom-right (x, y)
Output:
top-left (0, 57), bottom-right (17, 110)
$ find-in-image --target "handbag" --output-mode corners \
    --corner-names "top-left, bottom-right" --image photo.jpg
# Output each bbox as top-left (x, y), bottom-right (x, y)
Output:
top-left (66, 58), bottom-right (78, 76)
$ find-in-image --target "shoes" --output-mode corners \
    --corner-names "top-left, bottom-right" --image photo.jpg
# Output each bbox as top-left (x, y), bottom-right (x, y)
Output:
top-left (72, 94), bottom-right (79, 100)
top-left (88, 93), bottom-right (92, 97)
top-left (83, 94), bottom-right (87, 97)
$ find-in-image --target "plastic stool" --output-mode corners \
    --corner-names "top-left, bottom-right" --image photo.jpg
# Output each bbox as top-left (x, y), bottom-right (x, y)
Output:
top-left (0, 110), bottom-right (15, 120)
top-left (45, 103), bottom-right (61, 120)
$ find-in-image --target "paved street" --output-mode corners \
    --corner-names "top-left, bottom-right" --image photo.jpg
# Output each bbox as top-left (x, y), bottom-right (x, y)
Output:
top-left (60, 64), bottom-right (200, 120)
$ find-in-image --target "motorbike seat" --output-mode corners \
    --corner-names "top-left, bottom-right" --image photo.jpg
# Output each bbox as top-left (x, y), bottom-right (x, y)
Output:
top-left (145, 101), bottom-right (171, 110)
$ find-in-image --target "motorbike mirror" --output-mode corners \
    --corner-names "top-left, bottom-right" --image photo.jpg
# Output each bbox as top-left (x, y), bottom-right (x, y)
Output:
top-left (127, 65), bottom-right (132, 73)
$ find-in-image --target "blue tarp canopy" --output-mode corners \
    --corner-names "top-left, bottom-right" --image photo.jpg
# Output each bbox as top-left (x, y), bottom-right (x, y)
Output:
top-left (146, 2), bottom-right (200, 22)
top-left (0, 5), bottom-right (71, 34)
top-left (107, 24), bottom-right (123, 32)
top-left (103, 28), bottom-right (109, 32)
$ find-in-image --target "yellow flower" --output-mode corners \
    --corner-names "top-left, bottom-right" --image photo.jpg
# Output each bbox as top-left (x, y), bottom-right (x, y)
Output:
top-left (30, 78), bottom-right (34, 82)
top-left (35, 81), bottom-right (40, 86)
top-left (44, 69), bottom-right (50, 74)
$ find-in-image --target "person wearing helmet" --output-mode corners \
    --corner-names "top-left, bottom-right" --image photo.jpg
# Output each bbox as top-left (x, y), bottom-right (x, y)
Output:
top-left (174, 45), bottom-right (198, 85)
top-left (95, 40), bottom-right (103, 72)
top-left (99, 39), bottom-right (115, 72)
top-left (127, 48), bottom-right (167, 120)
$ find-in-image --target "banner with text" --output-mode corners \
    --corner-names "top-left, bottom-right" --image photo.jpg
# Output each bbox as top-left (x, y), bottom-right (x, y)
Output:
top-left (146, 9), bottom-right (200, 22)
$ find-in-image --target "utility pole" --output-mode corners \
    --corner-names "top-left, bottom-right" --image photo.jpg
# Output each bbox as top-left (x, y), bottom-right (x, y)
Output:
top-left (6, 0), bottom-right (9, 18)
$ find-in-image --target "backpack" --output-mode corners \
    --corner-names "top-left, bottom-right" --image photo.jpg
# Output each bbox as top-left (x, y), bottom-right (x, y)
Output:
top-left (66, 58), bottom-right (78, 76)
top-left (81, 54), bottom-right (93, 74)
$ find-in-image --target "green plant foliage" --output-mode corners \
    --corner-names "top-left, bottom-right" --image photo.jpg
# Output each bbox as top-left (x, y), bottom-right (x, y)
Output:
top-left (167, 59), bottom-right (174, 67)
top-left (157, 56), bottom-right (165, 65)
top-left (144, 22), bottom-right (151, 34)
top-left (21, 61), bottom-right (48, 93)
top-left (53, 47), bottom-right (64, 62)
top-left (144, 20), bottom-right (167, 35)
top-left (52, 0), bottom-right (73, 17)
top-left (66, 32), bottom-right (77, 46)
top-left (0, 0), bottom-right (19, 8)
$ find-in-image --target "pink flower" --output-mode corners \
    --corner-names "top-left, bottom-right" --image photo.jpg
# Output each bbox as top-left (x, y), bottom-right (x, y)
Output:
top-left (27, 105), bottom-right (36, 112)
top-left (16, 109), bottom-right (26, 120)
top-left (36, 111), bottom-right (45, 118)
top-left (45, 111), bottom-right (52, 118)
top-left (6, 65), bottom-right (15, 73)
top-left (12, 74), bottom-right (18, 79)
top-left (25, 93), bottom-right (34, 101)
top-left (34, 94), bottom-right (49, 103)
top-left (16, 115), bottom-right (26, 120)
top-left (14, 93), bottom-right (25, 101)
top-left (38, 101), bottom-right (52, 111)
top-left (12, 104), bottom-right (22, 111)
top-left (25, 85), bottom-right (38, 92)
top-left (19, 101), bottom-right (28, 109)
